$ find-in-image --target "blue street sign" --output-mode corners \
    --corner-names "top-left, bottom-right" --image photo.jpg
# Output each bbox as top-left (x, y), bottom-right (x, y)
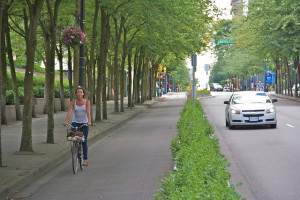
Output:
top-left (218, 40), bottom-right (233, 44)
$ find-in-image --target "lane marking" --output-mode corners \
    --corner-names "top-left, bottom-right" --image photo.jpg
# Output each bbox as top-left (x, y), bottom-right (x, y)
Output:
top-left (286, 124), bottom-right (294, 128)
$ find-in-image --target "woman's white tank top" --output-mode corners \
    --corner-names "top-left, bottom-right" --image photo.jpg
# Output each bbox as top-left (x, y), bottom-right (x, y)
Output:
top-left (72, 100), bottom-right (88, 123)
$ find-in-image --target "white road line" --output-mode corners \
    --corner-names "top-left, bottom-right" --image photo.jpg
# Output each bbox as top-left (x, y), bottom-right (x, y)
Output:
top-left (286, 124), bottom-right (294, 128)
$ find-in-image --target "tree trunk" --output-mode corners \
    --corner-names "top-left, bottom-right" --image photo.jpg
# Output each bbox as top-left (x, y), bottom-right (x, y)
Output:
top-left (120, 27), bottom-right (127, 112)
top-left (6, 22), bottom-right (22, 120)
top-left (67, 46), bottom-right (74, 100)
top-left (113, 16), bottom-right (125, 113)
top-left (20, 0), bottom-right (45, 152)
top-left (132, 50), bottom-right (139, 107)
top-left (1, 10), bottom-right (7, 125)
top-left (152, 67), bottom-right (157, 97)
top-left (284, 64), bottom-right (287, 95)
top-left (141, 59), bottom-right (145, 103)
top-left (285, 57), bottom-right (291, 96)
top-left (102, 11), bottom-right (110, 119)
top-left (279, 59), bottom-right (283, 94)
top-left (275, 58), bottom-right (280, 94)
top-left (297, 55), bottom-right (300, 97)
top-left (95, 56), bottom-right (102, 121)
top-left (127, 52), bottom-right (132, 108)
top-left (87, 0), bottom-right (99, 124)
top-left (107, 59), bottom-right (111, 100)
top-left (46, 0), bottom-right (62, 144)
top-left (95, 7), bottom-right (107, 122)
top-left (0, 0), bottom-right (3, 166)
top-left (93, 56), bottom-right (96, 104)
top-left (56, 43), bottom-right (65, 111)
top-left (136, 49), bottom-right (144, 104)
top-left (43, 34), bottom-right (50, 114)
top-left (142, 58), bottom-right (149, 102)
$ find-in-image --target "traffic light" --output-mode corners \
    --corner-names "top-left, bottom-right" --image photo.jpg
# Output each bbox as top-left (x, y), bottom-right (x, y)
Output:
top-left (158, 64), bottom-right (162, 72)
top-left (204, 33), bottom-right (210, 45)
top-left (164, 67), bottom-right (167, 73)
top-left (189, 84), bottom-right (192, 90)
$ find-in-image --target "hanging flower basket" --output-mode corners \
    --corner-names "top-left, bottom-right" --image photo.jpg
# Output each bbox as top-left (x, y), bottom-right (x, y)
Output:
top-left (59, 25), bottom-right (87, 47)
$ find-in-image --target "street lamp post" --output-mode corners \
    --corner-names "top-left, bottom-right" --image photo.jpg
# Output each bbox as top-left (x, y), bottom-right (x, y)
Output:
top-left (191, 54), bottom-right (197, 107)
top-left (79, 0), bottom-right (85, 88)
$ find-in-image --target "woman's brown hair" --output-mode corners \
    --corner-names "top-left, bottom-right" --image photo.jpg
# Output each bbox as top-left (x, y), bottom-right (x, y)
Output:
top-left (75, 87), bottom-right (86, 98)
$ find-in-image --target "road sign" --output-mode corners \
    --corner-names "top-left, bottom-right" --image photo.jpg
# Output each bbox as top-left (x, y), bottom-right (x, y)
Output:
top-left (204, 64), bottom-right (210, 71)
top-left (218, 40), bottom-right (233, 44)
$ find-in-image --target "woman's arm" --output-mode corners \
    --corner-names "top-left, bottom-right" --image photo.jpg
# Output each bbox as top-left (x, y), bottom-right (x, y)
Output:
top-left (63, 100), bottom-right (74, 126)
top-left (86, 100), bottom-right (92, 126)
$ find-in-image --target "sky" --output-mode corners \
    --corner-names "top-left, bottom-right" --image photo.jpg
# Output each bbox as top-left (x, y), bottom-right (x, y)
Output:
top-left (187, 0), bottom-right (232, 89)
top-left (214, 0), bottom-right (232, 20)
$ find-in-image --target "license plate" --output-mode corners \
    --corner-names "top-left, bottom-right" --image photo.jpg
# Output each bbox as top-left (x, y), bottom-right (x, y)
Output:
top-left (250, 117), bottom-right (258, 122)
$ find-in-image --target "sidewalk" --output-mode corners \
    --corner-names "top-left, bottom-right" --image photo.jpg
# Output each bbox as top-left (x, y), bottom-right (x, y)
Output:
top-left (269, 92), bottom-right (300, 103)
top-left (0, 97), bottom-right (163, 199)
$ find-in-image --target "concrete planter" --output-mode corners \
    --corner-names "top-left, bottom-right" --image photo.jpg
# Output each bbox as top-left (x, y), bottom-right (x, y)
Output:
top-left (5, 98), bottom-right (70, 122)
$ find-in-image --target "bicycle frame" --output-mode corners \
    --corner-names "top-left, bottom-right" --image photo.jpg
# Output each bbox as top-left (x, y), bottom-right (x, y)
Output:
top-left (65, 123), bottom-right (87, 174)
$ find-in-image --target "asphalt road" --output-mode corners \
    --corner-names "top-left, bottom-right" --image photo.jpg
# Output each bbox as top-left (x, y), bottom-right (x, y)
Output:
top-left (11, 93), bottom-right (186, 200)
top-left (201, 92), bottom-right (300, 200)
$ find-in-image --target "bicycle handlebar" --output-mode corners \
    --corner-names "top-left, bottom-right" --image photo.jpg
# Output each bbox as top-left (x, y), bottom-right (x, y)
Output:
top-left (65, 123), bottom-right (88, 130)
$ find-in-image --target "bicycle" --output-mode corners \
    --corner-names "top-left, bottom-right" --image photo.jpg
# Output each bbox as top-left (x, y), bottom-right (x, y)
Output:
top-left (65, 123), bottom-right (87, 174)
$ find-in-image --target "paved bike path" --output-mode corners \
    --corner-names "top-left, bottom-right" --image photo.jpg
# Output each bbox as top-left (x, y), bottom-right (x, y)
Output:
top-left (0, 98), bottom-right (163, 199)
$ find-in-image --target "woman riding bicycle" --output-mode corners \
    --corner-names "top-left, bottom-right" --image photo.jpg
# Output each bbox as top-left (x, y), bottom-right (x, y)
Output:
top-left (63, 87), bottom-right (91, 166)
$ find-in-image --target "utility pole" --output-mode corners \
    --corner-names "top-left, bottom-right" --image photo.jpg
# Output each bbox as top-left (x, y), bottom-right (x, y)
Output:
top-left (264, 59), bottom-right (267, 92)
top-left (79, 0), bottom-right (85, 87)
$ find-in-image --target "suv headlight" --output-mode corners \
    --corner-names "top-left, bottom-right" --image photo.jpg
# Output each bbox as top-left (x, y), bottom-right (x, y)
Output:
top-left (267, 107), bottom-right (275, 114)
top-left (230, 108), bottom-right (240, 115)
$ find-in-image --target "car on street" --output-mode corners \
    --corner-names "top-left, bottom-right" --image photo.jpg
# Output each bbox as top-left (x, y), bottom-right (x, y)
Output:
top-left (292, 84), bottom-right (300, 96)
top-left (210, 83), bottom-right (223, 91)
top-left (224, 91), bottom-right (278, 129)
top-left (223, 87), bottom-right (230, 92)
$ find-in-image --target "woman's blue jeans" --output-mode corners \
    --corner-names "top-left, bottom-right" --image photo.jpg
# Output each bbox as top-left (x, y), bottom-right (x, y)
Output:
top-left (71, 122), bottom-right (89, 160)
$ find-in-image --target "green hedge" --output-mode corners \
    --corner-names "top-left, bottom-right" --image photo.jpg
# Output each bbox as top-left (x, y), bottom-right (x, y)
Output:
top-left (6, 87), bottom-right (25, 105)
top-left (154, 100), bottom-right (243, 200)
top-left (6, 70), bottom-right (67, 90)
top-left (6, 87), bottom-right (71, 105)
top-left (5, 70), bottom-right (71, 105)
top-left (197, 88), bottom-right (210, 95)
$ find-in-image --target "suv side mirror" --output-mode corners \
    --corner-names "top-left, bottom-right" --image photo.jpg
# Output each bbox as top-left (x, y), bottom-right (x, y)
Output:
top-left (272, 99), bottom-right (278, 103)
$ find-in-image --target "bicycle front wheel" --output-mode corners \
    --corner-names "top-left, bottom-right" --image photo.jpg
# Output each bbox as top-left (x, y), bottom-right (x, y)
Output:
top-left (72, 142), bottom-right (79, 174)
top-left (78, 143), bottom-right (83, 170)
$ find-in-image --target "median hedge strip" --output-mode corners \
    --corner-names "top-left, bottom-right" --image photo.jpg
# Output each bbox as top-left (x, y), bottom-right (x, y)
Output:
top-left (154, 100), bottom-right (243, 200)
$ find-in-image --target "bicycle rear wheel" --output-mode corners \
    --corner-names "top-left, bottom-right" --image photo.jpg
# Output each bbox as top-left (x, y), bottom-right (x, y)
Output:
top-left (72, 142), bottom-right (79, 174)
